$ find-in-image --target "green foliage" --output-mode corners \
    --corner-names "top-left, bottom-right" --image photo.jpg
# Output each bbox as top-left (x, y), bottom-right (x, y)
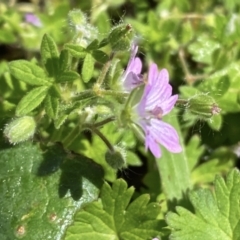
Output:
top-left (65, 179), bottom-right (164, 240)
top-left (8, 60), bottom-right (50, 86)
top-left (0, 142), bottom-right (103, 239)
top-left (2, 1), bottom-right (240, 239)
top-left (166, 169), bottom-right (240, 240)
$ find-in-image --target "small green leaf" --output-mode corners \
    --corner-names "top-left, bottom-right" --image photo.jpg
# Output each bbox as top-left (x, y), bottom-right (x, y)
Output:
top-left (44, 95), bottom-right (59, 119)
top-left (207, 114), bottom-right (223, 131)
top-left (65, 179), bottom-right (164, 240)
top-left (0, 142), bottom-right (103, 239)
top-left (9, 60), bottom-right (49, 86)
top-left (16, 86), bottom-right (49, 116)
top-left (87, 39), bottom-right (99, 50)
top-left (57, 71), bottom-right (80, 83)
top-left (54, 114), bottom-right (68, 129)
top-left (65, 44), bottom-right (87, 58)
top-left (126, 151), bottom-right (142, 166)
top-left (92, 50), bottom-right (109, 63)
top-left (166, 169), bottom-right (240, 240)
top-left (82, 53), bottom-right (95, 82)
top-left (191, 157), bottom-right (234, 185)
top-left (41, 34), bottom-right (59, 77)
top-left (59, 49), bottom-right (70, 72)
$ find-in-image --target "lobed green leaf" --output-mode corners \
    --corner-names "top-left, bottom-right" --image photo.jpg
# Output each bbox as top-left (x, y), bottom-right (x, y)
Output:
top-left (166, 169), bottom-right (240, 240)
top-left (65, 179), bottom-right (164, 240)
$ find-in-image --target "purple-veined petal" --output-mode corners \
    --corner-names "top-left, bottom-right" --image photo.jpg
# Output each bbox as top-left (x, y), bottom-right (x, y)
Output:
top-left (148, 64), bottom-right (159, 85)
top-left (145, 132), bottom-right (162, 158)
top-left (161, 94), bottom-right (178, 116)
top-left (149, 119), bottom-right (182, 153)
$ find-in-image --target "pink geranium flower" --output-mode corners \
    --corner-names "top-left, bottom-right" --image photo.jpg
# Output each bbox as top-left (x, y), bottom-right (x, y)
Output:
top-left (121, 44), bottom-right (143, 92)
top-left (133, 64), bottom-right (182, 158)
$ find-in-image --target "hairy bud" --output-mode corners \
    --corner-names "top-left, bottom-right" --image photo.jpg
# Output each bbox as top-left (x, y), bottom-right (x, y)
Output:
top-left (4, 116), bottom-right (36, 144)
top-left (105, 146), bottom-right (126, 169)
top-left (187, 94), bottom-right (221, 118)
top-left (108, 24), bottom-right (135, 52)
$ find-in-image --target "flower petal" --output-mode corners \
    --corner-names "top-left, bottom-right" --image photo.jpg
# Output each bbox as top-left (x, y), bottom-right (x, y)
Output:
top-left (161, 94), bottom-right (178, 115)
top-left (149, 119), bottom-right (182, 153)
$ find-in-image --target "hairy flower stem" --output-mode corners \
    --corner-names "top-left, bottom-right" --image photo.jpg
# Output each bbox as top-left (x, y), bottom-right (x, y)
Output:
top-left (96, 51), bottom-right (115, 86)
top-left (91, 127), bottom-right (115, 153)
top-left (175, 98), bottom-right (189, 106)
top-left (62, 124), bottom-right (81, 148)
top-left (93, 116), bottom-right (115, 128)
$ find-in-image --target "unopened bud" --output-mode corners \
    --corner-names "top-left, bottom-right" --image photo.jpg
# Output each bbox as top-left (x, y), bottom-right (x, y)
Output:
top-left (67, 9), bottom-right (87, 31)
top-left (68, 9), bottom-right (98, 47)
top-left (4, 116), bottom-right (36, 144)
top-left (105, 146), bottom-right (126, 169)
top-left (108, 24), bottom-right (135, 52)
top-left (187, 94), bottom-right (221, 118)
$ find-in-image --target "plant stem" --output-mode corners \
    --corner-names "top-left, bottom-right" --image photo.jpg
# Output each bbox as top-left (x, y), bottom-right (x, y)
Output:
top-left (93, 116), bottom-right (115, 128)
top-left (96, 51), bottom-right (115, 86)
top-left (91, 126), bottom-right (114, 152)
top-left (62, 124), bottom-right (81, 148)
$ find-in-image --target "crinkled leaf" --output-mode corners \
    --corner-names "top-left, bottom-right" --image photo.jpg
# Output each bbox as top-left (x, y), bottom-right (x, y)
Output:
top-left (44, 94), bottom-right (59, 119)
top-left (41, 34), bottom-right (59, 77)
top-left (82, 53), bottom-right (95, 82)
top-left (0, 142), bottom-right (103, 240)
top-left (16, 86), bottom-right (49, 116)
top-left (8, 60), bottom-right (49, 86)
top-left (167, 169), bottom-right (240, 240)
top-left (65, 179), bottom-right (164, 240)
top-left (57, 71), bottom-right (80, 83)
top-left (65, 44), bottom-right (86, 58)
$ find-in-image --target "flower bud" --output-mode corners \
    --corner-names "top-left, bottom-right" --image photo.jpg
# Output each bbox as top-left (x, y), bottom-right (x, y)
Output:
top-left (4, 116), bottom-right (36, 144)
top-left (67, 9), bottom-right (98, 47)
top-left (108, 24), bottom-right (135, 52)
top-left (105, 146), bottom-right (126, 169)
top-left (187, 94), bottom-right (221, 118)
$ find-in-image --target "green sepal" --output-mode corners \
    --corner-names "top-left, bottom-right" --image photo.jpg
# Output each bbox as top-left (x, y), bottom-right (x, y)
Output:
top-left (44, 95), bottom-right (59, 119)
top-left (82, 53), bottom-right (95, 82)
top-left (16, 86), bottom-right (49, 116)
top-left (65, 44), bottom-right (87, 58)
top-left (41, 34), bottom-right (59, 77)
top-left (8, 60), bottom-right (50, 86)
